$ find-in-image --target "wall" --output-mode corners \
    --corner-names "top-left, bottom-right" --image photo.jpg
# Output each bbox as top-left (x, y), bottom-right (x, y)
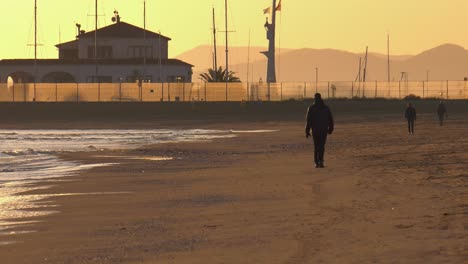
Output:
top-left (0, 63), bottom-right (192, 83)
top-left (77, 38), bottom-right (169, 60)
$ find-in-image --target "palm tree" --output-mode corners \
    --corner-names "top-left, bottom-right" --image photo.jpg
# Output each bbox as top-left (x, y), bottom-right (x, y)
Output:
top-left (199, 66), bottom-right (240, 82)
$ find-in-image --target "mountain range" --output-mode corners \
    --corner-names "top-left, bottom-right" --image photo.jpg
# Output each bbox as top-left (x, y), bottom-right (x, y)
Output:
top-left (176, 44), bottom-right (468, 82)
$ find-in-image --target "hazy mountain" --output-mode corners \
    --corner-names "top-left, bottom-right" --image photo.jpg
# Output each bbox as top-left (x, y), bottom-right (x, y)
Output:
top-left (176, 44), bottom-right (468, 82)
top-left (175, 45), bottom-right (293, 80)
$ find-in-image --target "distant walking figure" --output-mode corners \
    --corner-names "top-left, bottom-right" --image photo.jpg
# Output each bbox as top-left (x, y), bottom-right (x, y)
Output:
top-left (305, 93), bottom-right (334, 168)
top-left (405, 103), bottom-right (417, 135)
top-left (437, 101), bottom-right (448, 126)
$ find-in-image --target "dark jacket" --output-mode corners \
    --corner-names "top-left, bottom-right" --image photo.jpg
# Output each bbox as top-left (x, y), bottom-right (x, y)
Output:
top-left (437, 103), bottom-right (447, 116)
top-left (405, 106), bottom-right (417, 121)
top-left (306, 101), bottom-right (334, 134)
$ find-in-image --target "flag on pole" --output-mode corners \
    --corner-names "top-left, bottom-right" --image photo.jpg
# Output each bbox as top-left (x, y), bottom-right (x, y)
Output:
top-left (276, 0), bottom-right (282, 11)
top-left (263, 7), bottom-right (271, 14)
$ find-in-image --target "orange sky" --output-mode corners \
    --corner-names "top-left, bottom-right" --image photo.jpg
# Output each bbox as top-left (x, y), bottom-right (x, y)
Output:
top-left (0, 0), bottom-right (467, 59)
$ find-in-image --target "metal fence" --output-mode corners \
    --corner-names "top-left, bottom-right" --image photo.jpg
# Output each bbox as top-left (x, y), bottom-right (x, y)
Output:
top-left (0, 81), bottom-right (467, 102)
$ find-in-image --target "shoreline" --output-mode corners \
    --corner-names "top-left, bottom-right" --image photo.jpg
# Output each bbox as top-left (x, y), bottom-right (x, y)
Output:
top-left (0, 106), bottom-right (467, 263)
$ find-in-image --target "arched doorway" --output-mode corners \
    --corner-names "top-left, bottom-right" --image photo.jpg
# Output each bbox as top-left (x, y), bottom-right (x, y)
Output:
top-left (41, 71), bottom-right (76, 83)
top-left (7, 71), bottom-right (35, 83)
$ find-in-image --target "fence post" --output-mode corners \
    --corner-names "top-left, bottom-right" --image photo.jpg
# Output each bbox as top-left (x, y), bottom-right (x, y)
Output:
top-left (304, 82), bottom-right (306, 98)
top-left (12, 84), bottom-right (15, 102)
top-left (351, 82), bottom-right (354, 98)
top-left (446, 80), bottom-right (449, 99)
top-left (267, 83), bottom-right (271, 101)
top-left (140, 83), bottom-right (143, 102)
top-left (362, 82), bottom-right (365, 98)
top-left (422, 81), bottom-right (425, 98)
top-left (204, 82), bottom-right (206, 102)
top-left (168, 82), bottom-right (171, 101)
top-left (76, 83), bottom-right (79, 102)
top-left (280, 82), bottom-right (283, 101)
top-left (375, 81), bottom-right (378, 98)
top-left (183, 82), bottom-right (186, 102)
top-left (56, 83), bottom-right (58, 102)
top-left (23, 85), bottom-right (26, 102)
top-left (398, 81), bottom-right (401, 99)
top-left (246, 82), bottom-right (249, 101)
top-left (328, 82), bottom-right (330, 99)
top-left (119, 82), bottom-right (122, 102)
top-left (161, 82), bottom-right (164, 101)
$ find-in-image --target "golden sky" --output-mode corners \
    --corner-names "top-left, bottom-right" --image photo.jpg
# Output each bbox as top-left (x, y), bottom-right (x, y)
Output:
top-left (0, 0), bottom-right (467, 59)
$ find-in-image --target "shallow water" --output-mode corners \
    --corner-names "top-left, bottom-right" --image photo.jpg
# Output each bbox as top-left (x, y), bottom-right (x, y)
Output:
top-left (0, 129), bottom-right (239, 244)
top-left (0, 128), bottom-right (276, 245)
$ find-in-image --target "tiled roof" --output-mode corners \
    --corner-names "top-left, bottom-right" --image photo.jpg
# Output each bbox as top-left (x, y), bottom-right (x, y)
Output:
top-left (0, 58), bottom-right (192, 67)
top-left (76, 22), bottom-right (171, 40)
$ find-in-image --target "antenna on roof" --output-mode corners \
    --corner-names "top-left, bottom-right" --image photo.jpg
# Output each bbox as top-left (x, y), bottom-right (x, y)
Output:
top-left (75, 23), bottom-right (82, 38)
top-left (112, 9), bottom-right (121, 23)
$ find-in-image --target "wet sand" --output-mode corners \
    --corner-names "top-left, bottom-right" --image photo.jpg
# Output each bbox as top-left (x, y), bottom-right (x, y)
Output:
top-left (0, 101), bottom-right (467, 263)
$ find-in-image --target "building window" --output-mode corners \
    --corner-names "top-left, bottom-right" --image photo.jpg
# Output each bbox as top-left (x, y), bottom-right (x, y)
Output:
top-left (128, 46), bottom-right (153, 59)
top-left (126, 76), bottom-right (152, 83)
top-left (88, 46), bottom-right (113, 59)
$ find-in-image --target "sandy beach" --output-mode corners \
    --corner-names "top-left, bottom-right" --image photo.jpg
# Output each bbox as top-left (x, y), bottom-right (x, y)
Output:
top-left (0, 100), bottom-right (467, 263)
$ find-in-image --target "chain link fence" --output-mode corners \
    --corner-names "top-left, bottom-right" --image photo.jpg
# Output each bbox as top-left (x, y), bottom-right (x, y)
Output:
top-left (0, 81), bottom-right (467, 102)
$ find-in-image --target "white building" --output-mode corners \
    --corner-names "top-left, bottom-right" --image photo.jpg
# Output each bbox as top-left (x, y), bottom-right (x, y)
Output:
top-left (0, 20), bottom-right (192, 84)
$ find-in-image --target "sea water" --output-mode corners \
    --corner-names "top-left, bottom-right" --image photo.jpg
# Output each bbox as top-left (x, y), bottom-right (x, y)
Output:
top-left (0, 129), bottom-right (236, 244)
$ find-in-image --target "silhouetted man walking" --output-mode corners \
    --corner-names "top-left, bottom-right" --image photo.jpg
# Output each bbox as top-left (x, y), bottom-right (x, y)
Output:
top-left (305, 93), bottom-right (334, 168)
top-left (405, 103), bottom-right (416, 135)
top-left (437, 101), bottom-right (448, 126)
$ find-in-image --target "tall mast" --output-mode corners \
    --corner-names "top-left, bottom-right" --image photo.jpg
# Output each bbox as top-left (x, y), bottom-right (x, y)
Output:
top-left (263, 0), bottom-right (277, 83)
top-left (270, 0), bottom-right (277, 83)
top-left (158, 31), bottom-right (162, 82)
top-left (224, 0), bottom-right (228, 100)
top-left (363, 46), bottom-right (368, 83)
top-left (387, 33), bottom-right (390, 82)
top-left (143, 0), bottom-right (146, 78)
top-left (247, 29), bottom-right (251, 85)
top-left (95, 0), bottom-right (98, 81)
top-left (34, 0), bottom-right (37, 87)
top-left (34, 0), bottom-right (37, 68)
top-left (358, 57), bottom-right (362, 82)
top-left (212, 7), bottom-right (218, 81)
top-left (32, 0), bottom-right (37, 99)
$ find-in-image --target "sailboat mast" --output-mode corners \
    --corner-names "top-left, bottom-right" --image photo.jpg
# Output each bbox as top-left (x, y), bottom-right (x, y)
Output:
top-left (387, 33), bottom-right (390, 82)
top-left (363, 46), bottom-right (368, 83)
top-left (224, 0), bottom-right (228, 100)
top-left (143, 0), bottom-right (146, 77)
top-left (95, 0), bottom-right (98, 81)
top-left (358, 57), bottom-right (362, 82)
top-left (212, 7), bottom-right (218, 81)
top-left (34, 0), bottom-right (37, 67)
top-left (247, 29), bottom-right (251, 85)
top-left (34, 0), bottom-right (37, 98)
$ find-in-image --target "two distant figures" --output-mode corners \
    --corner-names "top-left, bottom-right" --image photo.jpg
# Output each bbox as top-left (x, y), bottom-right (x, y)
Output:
top-left (404, 101), bottom-right (448, 134)
top-left (305, 93), bottom-right (334, 168)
